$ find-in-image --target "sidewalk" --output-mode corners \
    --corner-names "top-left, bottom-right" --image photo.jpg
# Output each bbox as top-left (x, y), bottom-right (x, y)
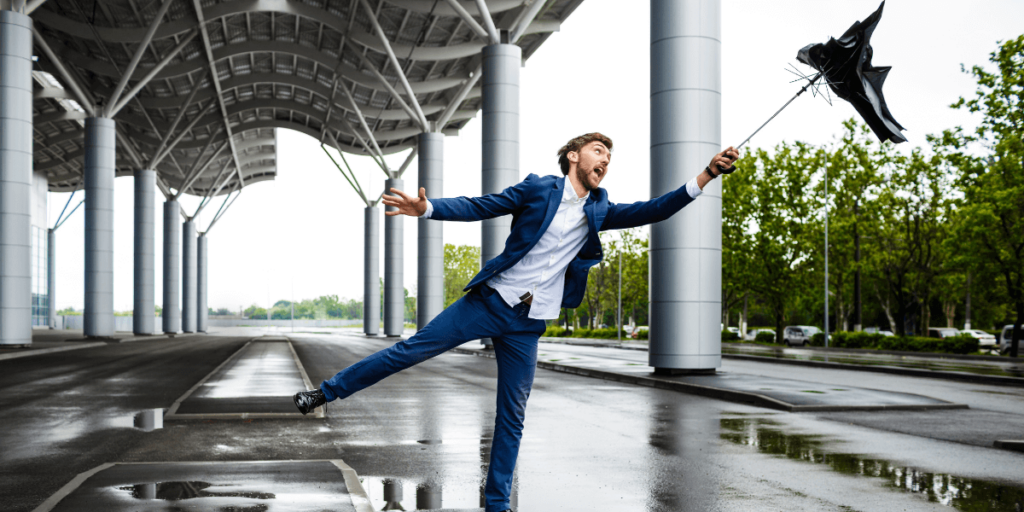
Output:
top-left (453, 343), bottom-right (967, 412)
top-left (0, 331), bottom-right (187, 362)
top-left (537, 336), bottom-right (1024, 386)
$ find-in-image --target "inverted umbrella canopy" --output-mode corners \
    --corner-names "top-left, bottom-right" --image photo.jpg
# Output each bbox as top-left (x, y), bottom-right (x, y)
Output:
top-left (797, 1), bottom-right (906, 143)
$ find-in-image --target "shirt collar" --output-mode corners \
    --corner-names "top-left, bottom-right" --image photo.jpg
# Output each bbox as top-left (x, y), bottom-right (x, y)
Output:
top-left (562, 177), bottom-right (589, 204)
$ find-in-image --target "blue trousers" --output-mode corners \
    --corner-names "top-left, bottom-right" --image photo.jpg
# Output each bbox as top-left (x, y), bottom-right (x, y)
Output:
top-left (320, 285), bottom-right (547, 512)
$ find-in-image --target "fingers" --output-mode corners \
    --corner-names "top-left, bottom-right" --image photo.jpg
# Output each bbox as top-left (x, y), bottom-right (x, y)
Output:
top-left (418, 187), bottom-right (426, 200)
top-left (391, 187), bottom-right (413, 201)
top-left (384, 210), bottom-right (399, 216)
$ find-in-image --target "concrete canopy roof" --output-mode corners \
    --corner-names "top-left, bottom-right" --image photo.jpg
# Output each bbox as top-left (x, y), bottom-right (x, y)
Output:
top-left (29, 0), bottom-right (584, 197)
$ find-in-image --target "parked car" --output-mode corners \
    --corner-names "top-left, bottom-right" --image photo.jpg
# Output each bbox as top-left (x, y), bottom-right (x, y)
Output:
top-left (960, 329), bottom-right (998, 350)
top-left (927, 327), bottom-right (961, 339)
top-left (863, 327), bottom-right (895, 336)
top-left (783, 325), bottom-right (820, 346)
top-left (726, 327), bottom-right (740, 334)
top-left (630, 326), bottom-right (649, 339)
top-left (1000, 325), bottom-right (1021, 354)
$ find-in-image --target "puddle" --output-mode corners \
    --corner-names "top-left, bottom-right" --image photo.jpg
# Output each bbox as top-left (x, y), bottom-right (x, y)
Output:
top-left (133, 409), bottom-right (164, 431)
top-left (721, 416), bottom-right (1024, 510)
top-left (117, 481), bottom-right (276, 502)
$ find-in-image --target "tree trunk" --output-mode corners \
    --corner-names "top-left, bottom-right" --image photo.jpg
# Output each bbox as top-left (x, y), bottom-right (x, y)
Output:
top-left (875, 285), bottom-right (897, 333)
top-left (943, 301), bottom-right (956, 328)
top-left (774, 301), bottom-right (784, 345)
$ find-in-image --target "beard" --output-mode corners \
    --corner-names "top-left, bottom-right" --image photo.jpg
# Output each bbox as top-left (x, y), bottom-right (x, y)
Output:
top-left (575, 164), bottom-right (598, 192)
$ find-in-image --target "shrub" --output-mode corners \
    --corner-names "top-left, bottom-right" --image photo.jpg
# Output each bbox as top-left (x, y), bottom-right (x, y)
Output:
top-left (809, 332), bottom-right (825, 346)
top-left (754, 331), bottom-right (777, 344)
top-left (721, 330), bottom-right (741, 342)
top-left (543, 326), bottom-right (570, 337)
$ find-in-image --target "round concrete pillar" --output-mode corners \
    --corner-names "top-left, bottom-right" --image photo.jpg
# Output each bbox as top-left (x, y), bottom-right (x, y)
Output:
top-left (384, 178), bottom-right (404, 337)
top-left (0, 10), bottom-right (32, 345)
top-left (47, 228), bottom-right (56, 329)
top-left (648, 0), bottom-right (722, 371)
top-left (417, 133), bottom-right (444, 329)
top-left (133, 169), bottom-right (156, 334)
top-left (181, 220), bottom-right (197, 333)
top-left (83, 117), bottom-right (116, 338)
top-left (197, 233), bottom-right (208, 332)
top-left (162, 200), bottom-right (180, 333)
top-left (364, 206), bottom-right (380, 336)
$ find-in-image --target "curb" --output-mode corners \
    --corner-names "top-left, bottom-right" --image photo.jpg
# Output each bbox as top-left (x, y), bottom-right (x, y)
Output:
top-left (451, 348), bottom-right (968, 412)
top-left (722, 353), bottom-right (1024, 388)
top-left (0, 342), bottom-right (107, 362)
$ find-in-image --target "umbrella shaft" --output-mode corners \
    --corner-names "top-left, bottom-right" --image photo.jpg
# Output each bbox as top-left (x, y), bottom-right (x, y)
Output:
top-left (736, 72), bottom-right (822, 150)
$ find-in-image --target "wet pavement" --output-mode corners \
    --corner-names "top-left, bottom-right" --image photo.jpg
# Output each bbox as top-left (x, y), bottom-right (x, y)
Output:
top-left (2, 330), bottom-right (1023, 511)
top-left (166, 337), bottom-right (320, 419)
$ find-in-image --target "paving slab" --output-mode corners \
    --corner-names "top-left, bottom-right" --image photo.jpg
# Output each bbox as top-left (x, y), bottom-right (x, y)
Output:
top-left (165, 337), bottom-right (322, 419)
top-left (33, 460), bottom-right (370, 512)
top-left (453, 344), bottom-right (967, 412)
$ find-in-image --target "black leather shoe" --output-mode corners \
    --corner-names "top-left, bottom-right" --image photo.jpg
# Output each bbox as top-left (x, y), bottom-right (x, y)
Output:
top-left (293, 389), bottom-right (326, 415)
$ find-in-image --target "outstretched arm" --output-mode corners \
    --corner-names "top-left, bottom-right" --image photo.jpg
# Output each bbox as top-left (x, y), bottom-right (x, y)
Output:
top-left (601, 147), bottom-right (738, 231)
top-left (380, 174), bottom-right (535, 221)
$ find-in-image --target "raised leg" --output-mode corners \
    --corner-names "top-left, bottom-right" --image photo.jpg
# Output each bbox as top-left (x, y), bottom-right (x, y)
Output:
top-left (320, 287), bottom-right (503, 401)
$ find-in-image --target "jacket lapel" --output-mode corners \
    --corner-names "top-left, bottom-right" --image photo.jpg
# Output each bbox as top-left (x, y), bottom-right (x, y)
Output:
top-left (534, 177), bottom-right (564, 238)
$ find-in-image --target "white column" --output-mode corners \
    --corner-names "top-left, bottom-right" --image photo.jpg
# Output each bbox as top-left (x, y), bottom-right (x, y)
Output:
top-left (197, 233), bottom-right (208, 332)
top-left (417, 133), bottom-right (444, 329)
top-left (181, 220), bottom-right (196, 333)
top-left (162, 200), bottom-right (180, 333)
top-left (364, 206), bottom-right (380, 336)
top-left (83, 117), bottom-right (116, 338)
top-left (133, 169), bottom-right (156, 334)
top-left (384, 178), bottom-right (404, 337)
top-left (648, 0), bottom-right (722, 372)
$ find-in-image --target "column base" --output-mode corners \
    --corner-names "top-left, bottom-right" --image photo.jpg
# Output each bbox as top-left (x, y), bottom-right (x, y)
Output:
top-left (653, 367), bottom-right (716, 376)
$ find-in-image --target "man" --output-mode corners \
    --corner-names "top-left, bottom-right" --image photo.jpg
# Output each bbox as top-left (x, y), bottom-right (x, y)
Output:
top-left (295, 133), bottom-right (738, 512)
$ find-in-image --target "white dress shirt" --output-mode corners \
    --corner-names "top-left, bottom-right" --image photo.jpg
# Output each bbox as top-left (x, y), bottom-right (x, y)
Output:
top-left (422, 175), bottom-right (703, 320)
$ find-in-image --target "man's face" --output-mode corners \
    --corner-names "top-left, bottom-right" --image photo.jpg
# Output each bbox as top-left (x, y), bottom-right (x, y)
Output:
top-left (570, 141), bottom-right (611, 191)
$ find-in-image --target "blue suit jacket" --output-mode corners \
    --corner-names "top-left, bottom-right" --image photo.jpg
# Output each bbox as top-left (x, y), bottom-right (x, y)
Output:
top-left (430, 174), bottom-right (696, 309)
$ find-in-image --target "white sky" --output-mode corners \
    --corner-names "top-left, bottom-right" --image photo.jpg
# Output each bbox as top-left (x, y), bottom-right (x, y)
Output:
top-left (48, 0), bottom-right (1024, 313)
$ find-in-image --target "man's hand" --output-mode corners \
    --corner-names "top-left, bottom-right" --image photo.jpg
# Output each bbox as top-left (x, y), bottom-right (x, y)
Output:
top-left (710, 146), bottom-right (739, 175)
top-left (382, 187), bottom-right (428, 217)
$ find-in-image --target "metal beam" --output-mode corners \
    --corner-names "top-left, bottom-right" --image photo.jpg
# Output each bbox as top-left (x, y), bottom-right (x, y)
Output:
top-left (151, 100), bottom-right (219, 167)
top-left (442, 0), bottom-right (489, 39)
top-left (473, 0), bottom-right (501, 44)
top-left (510, 0), bottom-right (547, 43)
top-left (25, 0), bottom-right (48, 14)
top-left (436, 63), bottom-right (481, 129)
top-left (357, 0), bottom-right (429, 131)
top-left (339, 84), bottom-right (389, 162)
top-left (109, 29), bottom-right (199, 117)
top-left (193, 160), bottom-right (235, 218)
top-left (190, 0), bottom-right (245, 188)
top-left (173, 139), bottom-right (228, 200)
top-left (145, 68), bottom-right (209, 168)
top-left (31, 27), bottom-right (97, 116)
top-left (397, 146), bottom-right (418, 177)
top-left (204, 186), bottom-right (241, 233)
top-left (103, 0), bottom-right (175, 117)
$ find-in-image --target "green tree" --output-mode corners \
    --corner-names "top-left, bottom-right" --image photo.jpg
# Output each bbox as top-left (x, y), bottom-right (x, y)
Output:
top-left (728, 142), bottom-right (820, 343)
top-left (444, 244), bottom-right (480, 308)
top-left (937, 35), bottom-right (1024, 356)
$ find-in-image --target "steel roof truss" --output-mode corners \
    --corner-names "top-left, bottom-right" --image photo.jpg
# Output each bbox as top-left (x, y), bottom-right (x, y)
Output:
top-left (442, 0), bottom-right (489, 40)
top-left (103, 0), bottom-right (176, 117)
top-left (32, 27), bottom-right (97, 116)
top-left (358, 0), bottom-right (428, 131)
top-left (109, 29), bottom-right (200, 117)
top-left (472, 0), bottom-right (500, 44)
top-left (191, 0), bottom-right (245, 189)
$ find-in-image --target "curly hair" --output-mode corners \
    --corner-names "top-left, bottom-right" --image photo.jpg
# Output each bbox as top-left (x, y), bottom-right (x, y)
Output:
top-left (556, 132), bottom-right (613, 176)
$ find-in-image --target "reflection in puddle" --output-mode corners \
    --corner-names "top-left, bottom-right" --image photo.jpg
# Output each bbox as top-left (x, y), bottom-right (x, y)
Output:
top-left (117, 481), bottom-right (276, 503)
top-left (133, 409), bottom-right (164, 431)
top-left (721, 417), bottom-right (1024, 510)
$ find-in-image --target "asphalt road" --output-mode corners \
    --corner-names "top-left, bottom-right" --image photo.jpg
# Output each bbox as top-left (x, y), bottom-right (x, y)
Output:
top-left (1, 332), bottom-right (1022, 511)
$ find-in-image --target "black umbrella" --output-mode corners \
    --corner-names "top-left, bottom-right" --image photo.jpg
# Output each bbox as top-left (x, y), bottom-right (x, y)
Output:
top-left (725, 1), bottom-right (905, 172)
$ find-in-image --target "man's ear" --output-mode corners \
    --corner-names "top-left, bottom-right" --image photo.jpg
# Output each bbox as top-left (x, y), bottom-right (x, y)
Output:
top-left (567, 150), bottom-right (579, 163)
